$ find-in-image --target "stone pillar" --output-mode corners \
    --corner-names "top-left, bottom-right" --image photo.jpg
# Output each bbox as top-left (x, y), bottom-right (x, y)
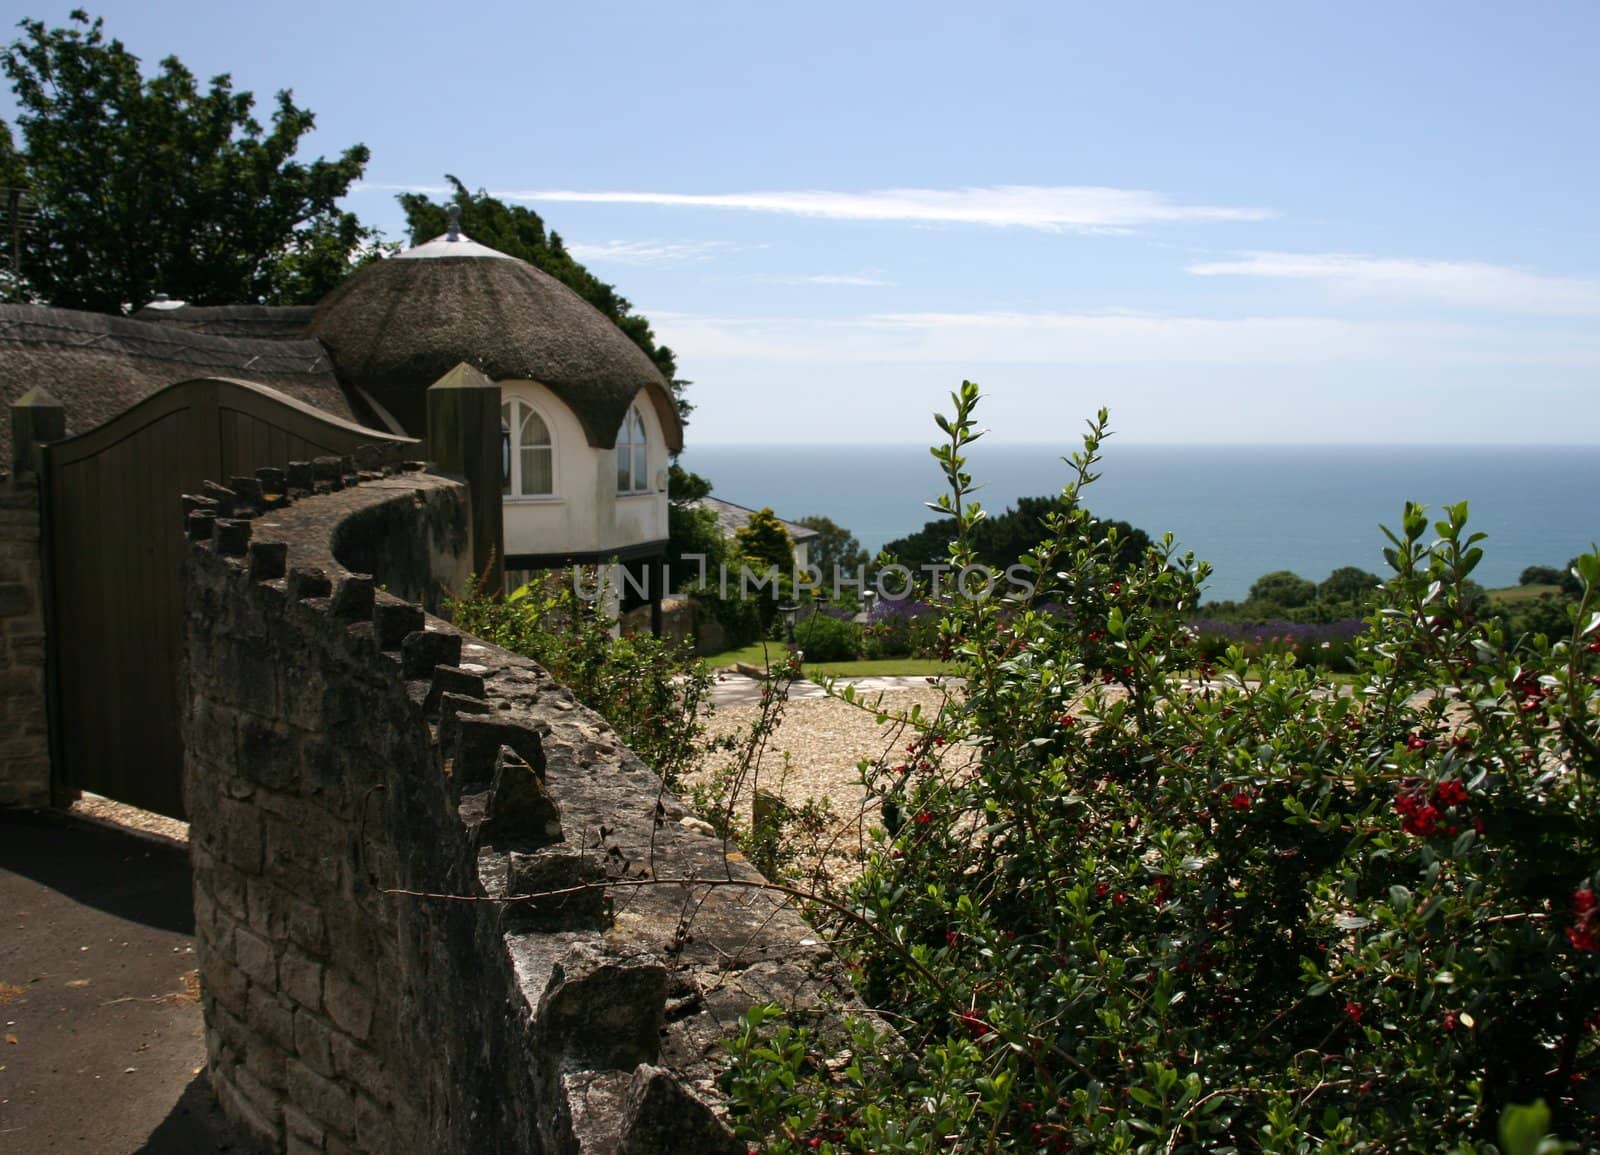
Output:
top-left (425, 363), bottom-right (504, 598)
top-left (1, 389), bottom-right (63, 808)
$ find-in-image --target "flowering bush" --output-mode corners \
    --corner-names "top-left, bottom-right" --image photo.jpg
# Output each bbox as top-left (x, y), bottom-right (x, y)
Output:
top-left (1188, 617), bottom-right (1365, 672)
top-left (862, 597), bottom-right (942, 660)
top-left (724, 384), bottom-right (1600, 1152)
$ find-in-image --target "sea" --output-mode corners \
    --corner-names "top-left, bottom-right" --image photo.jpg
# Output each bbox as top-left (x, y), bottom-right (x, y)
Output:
top-left (678, 443), bottom-right (1600, 604)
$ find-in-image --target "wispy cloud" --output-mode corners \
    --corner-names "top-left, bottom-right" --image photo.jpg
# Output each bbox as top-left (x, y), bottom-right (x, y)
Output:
top-left (749, 271), bottom-right (897, 287)
top-left (1187, 251), bottom-right (1600, 315)
top-left (361, 182), bottom-right (1272, 233)
top-left (562, 239), bottom-right (739, 265)
top-left (644, 308), bottom-right (1600, 368)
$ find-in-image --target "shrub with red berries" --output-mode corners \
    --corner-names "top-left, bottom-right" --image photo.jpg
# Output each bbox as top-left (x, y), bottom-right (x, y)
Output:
top-left (723, 387), bottom-right (1600, 1153)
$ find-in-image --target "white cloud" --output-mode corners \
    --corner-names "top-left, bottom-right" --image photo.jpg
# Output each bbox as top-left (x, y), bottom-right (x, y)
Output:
top-left (562, 239), bottom-right (738, 265)
top-left (644, 308), bottom-right (1600, 368)
top-left (1187, 251), bottom-right (1600, 315)
top-left (750, 271), bottom-right (896, 287)
top-left (361, 182), bottom-right (1272, 233)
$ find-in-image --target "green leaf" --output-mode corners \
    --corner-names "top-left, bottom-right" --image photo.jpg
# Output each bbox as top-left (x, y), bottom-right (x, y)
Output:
top-left (1498, 1100), bottom-right (1552, 1155)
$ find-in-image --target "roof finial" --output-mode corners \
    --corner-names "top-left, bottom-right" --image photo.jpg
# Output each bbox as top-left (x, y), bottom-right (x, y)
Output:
top-left (446, 204), bottom-right (462, 242)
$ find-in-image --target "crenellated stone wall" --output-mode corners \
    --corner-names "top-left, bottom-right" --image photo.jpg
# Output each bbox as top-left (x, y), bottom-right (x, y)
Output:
top-left (0, 470), bottom-right (50, 808)
top-left (182, 466), bottom-right (863, 1154)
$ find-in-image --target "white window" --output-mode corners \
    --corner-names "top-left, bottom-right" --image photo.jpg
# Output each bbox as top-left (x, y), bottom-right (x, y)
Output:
top-left (616, 405), bottom-right (648, 494)
top-left (501, 398), bottom-right (554, 497)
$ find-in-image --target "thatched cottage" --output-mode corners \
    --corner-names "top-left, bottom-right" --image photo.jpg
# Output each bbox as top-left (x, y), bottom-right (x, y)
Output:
top-left (0, 218), bottom-right (683, 577)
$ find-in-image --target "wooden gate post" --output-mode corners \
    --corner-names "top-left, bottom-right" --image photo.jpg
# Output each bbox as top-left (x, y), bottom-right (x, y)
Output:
top-left (426, 363), bottom-right (504, 598)
top-left (10, 387), bottom-right (64, 477)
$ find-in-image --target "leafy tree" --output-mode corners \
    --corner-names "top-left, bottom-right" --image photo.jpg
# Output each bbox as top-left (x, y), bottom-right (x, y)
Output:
top-left (1520, 565), bottom-right (1564, 587)
top-left (0, 10), bottom-right (379, 309)
top-left (884, 494), bottom-right (1151, 574)
top-left (397, 177), bottom-right (692, 425)
top-left (666, 464), bottom-right (725, 593)
top-left (735, 508), bottom-right (794, 575)
top-left (1318, 565), bottom-right (1382, 604)
top-left (1248, 569), bottom-right (1317, 610)
top-left (794, 514), bottom-right (868, 579)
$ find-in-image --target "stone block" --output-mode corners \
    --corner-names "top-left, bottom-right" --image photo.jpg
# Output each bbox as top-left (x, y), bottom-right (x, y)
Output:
top-left (284, 1104), bottom-right (326, 1150)
top-left (236, 715), bottom-right (299, 793)
top-left (617, 1065), bottom-right (745, 1155)
top-left (323, 971), bottom-right (375, 1041)
top-left (485, 748), bottom-right (562, 845)
top-left (215, 1068), bottom-right (282, 1147)
top-left (442, 716), bottom-right (546, 792)
top-left (372, 599), bottom-right (425, 650)
top-left (353, 1091), bottom-right (397, 1152)
top-left (248, 539), bottom-right (289, 581)
top-left (504, 850), bottom-right (609, 931)
top-left (287, 894), bottom-right (327, 954)
top-left (329, 1031), bottom-right (392, 1105)
top-left (281, 947), bottom-right (324, 1012)
top-left (287, 1062), bottom-right (355, 1130)
top-left (248, 986), bottom-right (298, 1053)
top-left (242, 1034), bottom-right (289, 1090)
top-left (212, 796), bottom-right (266, 874)
top-left (535, 944), bottom-right (667, 1072)
top-left (293, 1008), bottom-right (336, 1078)
top-left (286, 1132), bottom-right (323, 1155)
top-left (203, 956), bottom-right (250, 1019)
top-left (0, 581), bottom-right (30, 616)
top-left (400, 627), bottom-right (461, 678)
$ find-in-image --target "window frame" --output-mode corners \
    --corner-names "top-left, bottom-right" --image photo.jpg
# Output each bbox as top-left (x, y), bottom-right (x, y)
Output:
top-left (616, 404), bottom-right (651, 495)
top-left (501, 396), bottom-right (557, 500)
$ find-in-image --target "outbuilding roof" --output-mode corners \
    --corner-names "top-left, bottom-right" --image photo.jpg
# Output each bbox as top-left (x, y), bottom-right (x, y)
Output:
top-left (130, 303), bottom-right (317, 340)
top-left (691, 496), bottom-right (820, 543)
top-left (0, 304), bottom-right (355, 466)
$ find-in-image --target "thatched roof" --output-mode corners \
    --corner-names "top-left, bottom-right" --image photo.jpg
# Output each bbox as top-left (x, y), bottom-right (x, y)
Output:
top-left (0, 304), bottom-right (356, 467)
top-left (309, 245), bottom-right (684, 451)
top-left (131, 303), bottom-right (316, 340)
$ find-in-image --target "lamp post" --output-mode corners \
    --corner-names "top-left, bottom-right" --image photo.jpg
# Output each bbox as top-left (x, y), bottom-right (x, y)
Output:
top-left (778, 601), bottom-right (799, 650)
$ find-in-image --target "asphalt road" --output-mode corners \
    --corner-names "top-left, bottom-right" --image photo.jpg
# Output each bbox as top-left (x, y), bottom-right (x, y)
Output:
top-left (0, 808), bottom-right (248, 1153)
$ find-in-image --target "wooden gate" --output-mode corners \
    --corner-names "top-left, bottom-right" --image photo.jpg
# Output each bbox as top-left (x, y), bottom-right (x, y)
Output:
top-left (41, 377), bottom-right (415, 819)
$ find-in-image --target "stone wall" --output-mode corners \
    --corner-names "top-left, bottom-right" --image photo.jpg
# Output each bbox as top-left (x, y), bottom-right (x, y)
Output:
top-left (0, 470), bottom-right (50, 808)
top-left (183, 468), bottom-right (861, 1153)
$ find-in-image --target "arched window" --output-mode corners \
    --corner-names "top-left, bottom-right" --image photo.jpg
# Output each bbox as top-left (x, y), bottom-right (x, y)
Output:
top-left (501, 398), bottom-right (554, 497)
top-left (616, 405), bottom-right (648, 494)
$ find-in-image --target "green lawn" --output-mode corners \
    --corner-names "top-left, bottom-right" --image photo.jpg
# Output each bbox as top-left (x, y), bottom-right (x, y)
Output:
top-left (1487, 582), bottom-right (1562, 604)
top-left (699, 641), bottom-right (951, 679)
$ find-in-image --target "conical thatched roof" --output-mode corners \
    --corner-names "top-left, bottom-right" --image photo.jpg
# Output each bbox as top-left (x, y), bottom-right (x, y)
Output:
top-left (308, 238), bottom-right (682, 450)
top-left (0, 304), bottom-right (354, 468)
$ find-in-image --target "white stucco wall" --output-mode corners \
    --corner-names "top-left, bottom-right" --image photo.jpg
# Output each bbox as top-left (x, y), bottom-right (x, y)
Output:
top-left (499, 380), bottom-right (668, 558)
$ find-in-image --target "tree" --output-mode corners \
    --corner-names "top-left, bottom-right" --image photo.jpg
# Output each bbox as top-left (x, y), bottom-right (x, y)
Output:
top-left (1247, 570), bottom-right (1317, 610)
top-left (397, 177), bottom-right (692, 426)
top-left (883, 494), bottom-right (1152, 575)
top-left (795, 514), bottom-right (868, 579)
top-left (0, 11), bottom-right (379, 310)
top-left (1520, 565), bottom-right (1564, 587)
top-left (735, 508), bottom-right (794, 575)
top-left (1317, 565), bottom-right (1382, 604)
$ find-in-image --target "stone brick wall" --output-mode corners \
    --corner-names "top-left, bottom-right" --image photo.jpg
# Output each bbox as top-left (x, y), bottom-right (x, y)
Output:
top-left (0, 471), bottom-right (50, 808)
top-left (183, 468), bottom-right (863, 1154)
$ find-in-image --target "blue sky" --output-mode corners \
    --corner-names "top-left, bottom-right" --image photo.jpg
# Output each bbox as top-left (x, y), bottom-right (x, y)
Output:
top-left (6, 1), bottom-right (1600, 443)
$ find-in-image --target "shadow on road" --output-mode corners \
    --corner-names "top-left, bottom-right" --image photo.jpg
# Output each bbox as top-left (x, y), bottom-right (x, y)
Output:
top-left (0, 807), bottom-right (193, 935)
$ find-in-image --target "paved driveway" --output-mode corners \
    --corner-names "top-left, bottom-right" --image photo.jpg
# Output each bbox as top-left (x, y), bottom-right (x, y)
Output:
top-left (0, 808), bottom-right (248, 1153)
